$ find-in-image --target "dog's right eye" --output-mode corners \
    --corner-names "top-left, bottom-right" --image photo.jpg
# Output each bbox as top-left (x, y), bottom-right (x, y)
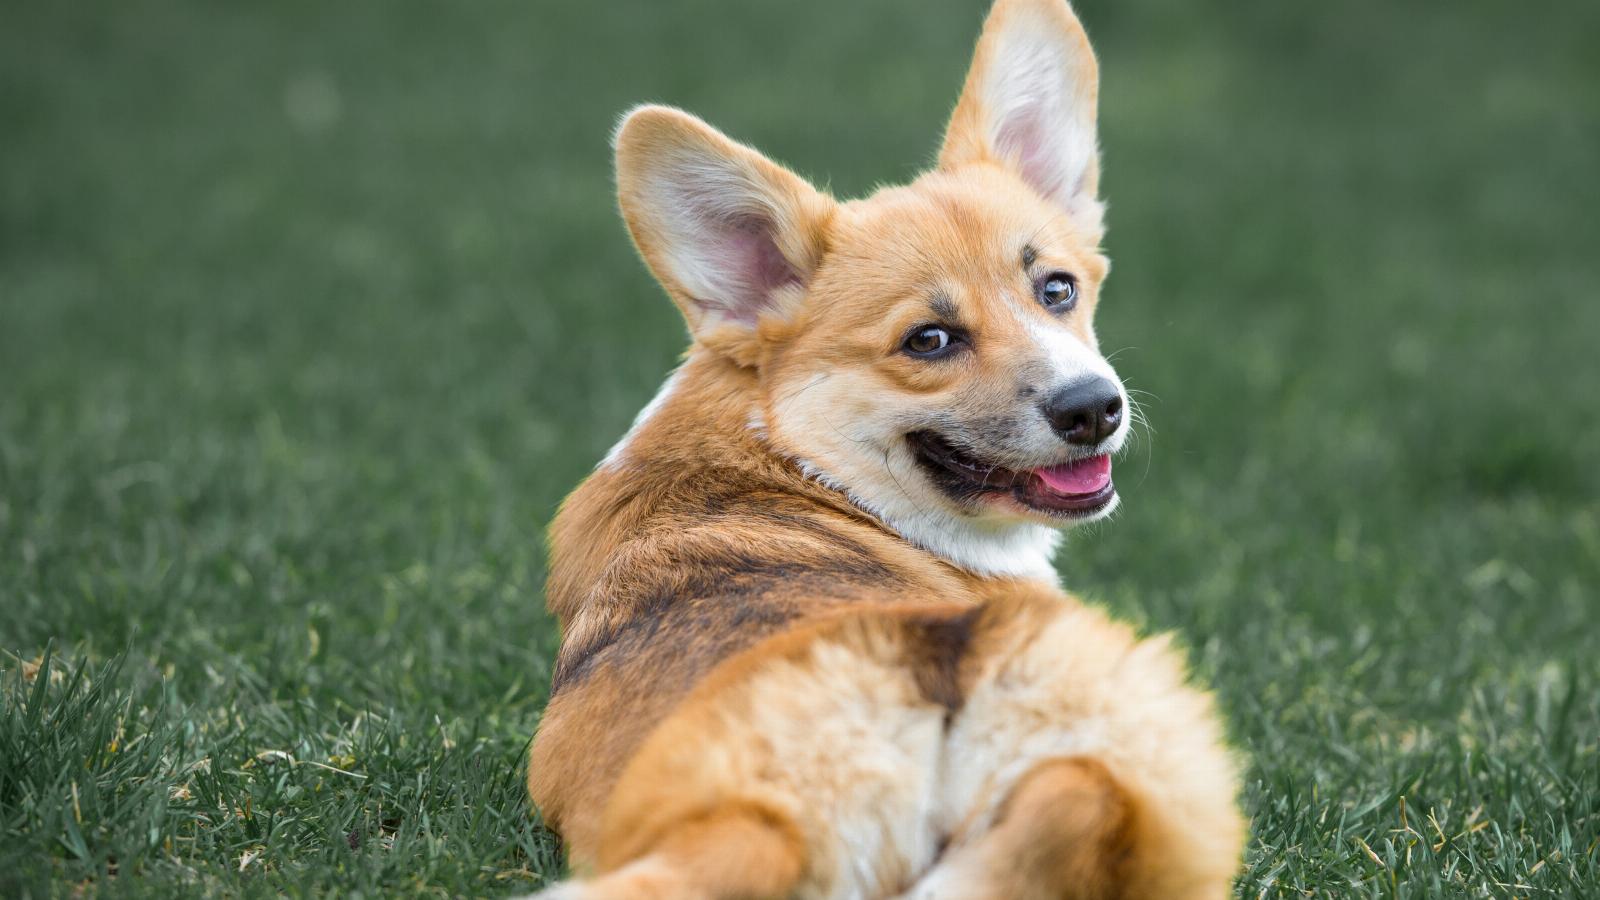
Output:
top-left (903, 325), bottom-right (959, 357)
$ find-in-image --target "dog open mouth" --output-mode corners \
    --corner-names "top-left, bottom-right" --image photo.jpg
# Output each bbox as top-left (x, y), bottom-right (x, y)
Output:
top-left (906, 430), bottom-right (1115, 516)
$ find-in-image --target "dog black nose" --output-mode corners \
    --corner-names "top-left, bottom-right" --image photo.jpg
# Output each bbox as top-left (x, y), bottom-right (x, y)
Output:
top-left (1041, 377), bottom-right (1123, 446)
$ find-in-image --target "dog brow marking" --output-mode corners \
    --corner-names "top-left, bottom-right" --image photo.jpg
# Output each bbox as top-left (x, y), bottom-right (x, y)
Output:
top-left (929, 292), bottom-right (960, 325)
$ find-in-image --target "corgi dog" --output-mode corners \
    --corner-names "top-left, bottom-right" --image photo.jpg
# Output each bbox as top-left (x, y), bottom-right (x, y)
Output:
top-left (527, 0), bottom-right (1244, 896)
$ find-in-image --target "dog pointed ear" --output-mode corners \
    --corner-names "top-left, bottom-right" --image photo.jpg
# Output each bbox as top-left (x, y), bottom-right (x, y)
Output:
top-left (939, 0), bottom-right (1103, 234)
top-left (614, 105), bottom-right (835, 365)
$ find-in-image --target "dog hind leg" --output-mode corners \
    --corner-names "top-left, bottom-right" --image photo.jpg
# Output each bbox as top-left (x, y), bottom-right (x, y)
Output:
top-left (905, 591), bottom-right (1243, 900)
top-left (531, 803), bottom-right (803, 900)
top-left (536, 609), bottom-right (968, 899)
top-left (902, 755), bottom-right (1133, 900)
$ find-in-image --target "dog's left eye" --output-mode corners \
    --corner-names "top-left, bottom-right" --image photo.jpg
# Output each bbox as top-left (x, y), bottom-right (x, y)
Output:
top-left (903, 325), bottom-right (960, 357)
top-left (1036, 272), bottom-right (1078, 310)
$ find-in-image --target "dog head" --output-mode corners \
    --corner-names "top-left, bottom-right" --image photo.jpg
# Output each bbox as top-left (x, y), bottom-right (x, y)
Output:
top-left (613, 0), bottom-right (1129, 577)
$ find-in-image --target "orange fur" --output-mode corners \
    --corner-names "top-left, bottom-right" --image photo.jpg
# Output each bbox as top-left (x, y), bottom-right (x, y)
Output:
top-left (913, 755), bottom-right (1138, 900)
top-left (526, 1), bottom-right (1244, 897)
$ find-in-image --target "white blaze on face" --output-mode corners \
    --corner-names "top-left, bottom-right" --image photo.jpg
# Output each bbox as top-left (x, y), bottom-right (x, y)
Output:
top-left (1020, 315), bottom-right (1129, 453)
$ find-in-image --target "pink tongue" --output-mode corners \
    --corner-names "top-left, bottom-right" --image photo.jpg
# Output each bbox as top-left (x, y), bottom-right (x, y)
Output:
top-left (1036, 455), bottom-right (1112, 495)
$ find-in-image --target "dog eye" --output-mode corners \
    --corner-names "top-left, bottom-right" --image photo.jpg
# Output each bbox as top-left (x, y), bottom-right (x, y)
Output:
top-left (903, 325), bottom-right (957, 357)
top-left (1037, 272), bottom-right (1078, 310)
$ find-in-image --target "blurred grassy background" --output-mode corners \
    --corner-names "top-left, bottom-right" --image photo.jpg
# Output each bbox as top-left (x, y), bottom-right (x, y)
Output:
top-left (3, 0), bottom-right (1598, 895)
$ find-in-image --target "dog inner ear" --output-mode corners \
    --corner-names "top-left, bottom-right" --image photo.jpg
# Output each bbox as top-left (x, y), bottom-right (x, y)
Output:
top-left (614, 106), bottom-right (833, 358)
top-left (671, 204), bottom-right (801, 328)
top-left (939, 0), bottom-right (1103, 233)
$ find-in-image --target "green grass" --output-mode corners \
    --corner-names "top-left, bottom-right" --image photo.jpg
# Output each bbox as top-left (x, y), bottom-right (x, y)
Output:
top-left (3, 0), bottom-right (1598, 895)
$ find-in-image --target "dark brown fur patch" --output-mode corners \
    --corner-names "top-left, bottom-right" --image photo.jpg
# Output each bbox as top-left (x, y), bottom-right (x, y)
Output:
top-left (549, 512), bottom-right (898, 695)
top-left (903, 606), bottom-right (982, 714)
top-left (551, 566), bottom-right (858, 695)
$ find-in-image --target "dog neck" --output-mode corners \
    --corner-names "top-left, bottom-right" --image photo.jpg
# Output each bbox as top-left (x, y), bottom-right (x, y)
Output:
top-left (590, 350), bottom-right (1062, 586)
top-left (789, 457), bottom-right (1064, 582)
